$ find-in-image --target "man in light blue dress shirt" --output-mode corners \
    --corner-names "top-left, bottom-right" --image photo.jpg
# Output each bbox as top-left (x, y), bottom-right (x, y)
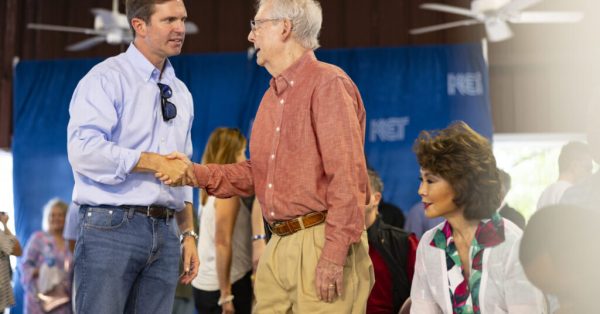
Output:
top-left (66, 1), bottom-right (199, 313)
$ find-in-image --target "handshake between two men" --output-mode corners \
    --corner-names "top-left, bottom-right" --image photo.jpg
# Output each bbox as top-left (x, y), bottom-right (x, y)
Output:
top-left (150, 152), bottom-right (197, 187)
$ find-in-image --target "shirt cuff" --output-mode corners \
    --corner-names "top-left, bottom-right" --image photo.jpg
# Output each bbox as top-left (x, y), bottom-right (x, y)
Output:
top-left (121, 148), bottom-right (142, 176)
top-left (193, 164), bottom-right (211, 188)
top-left (183, 186), bottom-right (193, 203)
top-left (320, 239), bottom-right (351, 266)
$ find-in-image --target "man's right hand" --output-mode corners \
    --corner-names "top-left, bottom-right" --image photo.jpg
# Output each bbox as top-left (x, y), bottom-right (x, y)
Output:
top-left (221, 301), bottom-right (235, 314)
top-left (155, 152), bottom-right (198, 187)
top-left (134, 152), bottom-right (196, 187)
top-left (155, 155), bottom-right (194, 186)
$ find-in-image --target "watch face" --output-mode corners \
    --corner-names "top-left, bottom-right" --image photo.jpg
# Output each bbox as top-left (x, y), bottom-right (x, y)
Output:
top-left (180, 230), bottom-right (198, 243)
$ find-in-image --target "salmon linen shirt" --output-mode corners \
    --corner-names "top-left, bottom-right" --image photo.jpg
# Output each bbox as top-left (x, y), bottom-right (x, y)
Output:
top-left (194, 51), bottom-right (370, 265)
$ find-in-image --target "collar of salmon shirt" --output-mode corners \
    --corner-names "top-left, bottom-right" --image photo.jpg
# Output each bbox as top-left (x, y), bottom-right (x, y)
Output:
top-left (269, 50), bottom-right (316, 96)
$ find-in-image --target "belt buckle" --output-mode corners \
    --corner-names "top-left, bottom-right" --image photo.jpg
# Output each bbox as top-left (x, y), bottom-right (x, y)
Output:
top-left (272, 221), bottom-right (289, 236)
top-left (146, 205), bottom-right (151, 217)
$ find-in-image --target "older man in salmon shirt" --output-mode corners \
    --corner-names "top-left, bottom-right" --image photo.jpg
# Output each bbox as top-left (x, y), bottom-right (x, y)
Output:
top-left (160, 0), bottom-right (374, 312)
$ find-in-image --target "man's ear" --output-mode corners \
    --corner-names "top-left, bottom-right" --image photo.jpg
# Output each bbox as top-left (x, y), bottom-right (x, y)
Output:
top-left (281, 19), bottom-right (293, 41)
top-left (373, 192), bottom-right (382, 207)
top-left (131, 18), bottom-right (147, 38)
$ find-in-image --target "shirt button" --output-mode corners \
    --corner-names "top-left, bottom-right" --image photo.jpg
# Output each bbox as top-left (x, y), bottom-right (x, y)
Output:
top-left (270, 154), bottom-right (275, 159)
top-left (279, 99), bottom-right (284, 105)
top-left (270, 211), bottom-right (275, 217)
top-left (290, 80), bottom-right (294, 86)
top-left (268, 183), bottom-right (273, 189)
top-left (276, 127), bottom-right (280, 132)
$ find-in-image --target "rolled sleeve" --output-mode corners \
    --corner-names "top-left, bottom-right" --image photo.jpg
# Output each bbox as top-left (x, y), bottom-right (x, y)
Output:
top-left (194, 160), bottom-right (255, 199)
top-left (67, 73), bottom-right (142, 185)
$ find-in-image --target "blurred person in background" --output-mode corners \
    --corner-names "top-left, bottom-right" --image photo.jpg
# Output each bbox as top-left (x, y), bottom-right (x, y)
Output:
top-left (537, 141), bottom-right (592, 210)
top-left (520, 204), bottom-right (599, 313)
top-left (191, 128), bottom-right (253, 314)
top-left (404, 202), bottom-right (444, 240)
top-left (410, 122), bottom-right (545, 313)
top-left (0, 211), bottom-right (22, 313)
top-left (561, 102), bottom-right (600, 210)
top-left (365, 169), bottom-right (417, 314)
top-left (497, 169), bottom-right (526, 230)
top-left (20, 198), bottom-right (72, 314)
top-left (377, 199), bottom-right (405, 230)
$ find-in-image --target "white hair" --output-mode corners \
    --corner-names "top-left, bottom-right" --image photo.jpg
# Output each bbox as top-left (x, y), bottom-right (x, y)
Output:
top-left (259, 0), bottom-right (322, 50)
top-left (41, 198), bottom-right (67, 232)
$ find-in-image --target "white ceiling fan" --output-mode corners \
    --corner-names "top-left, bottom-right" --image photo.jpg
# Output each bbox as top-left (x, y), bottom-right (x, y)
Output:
top-left (410, 0), bottom-right (583, 42)
top-left (27, 0), bottom-right (199, 51)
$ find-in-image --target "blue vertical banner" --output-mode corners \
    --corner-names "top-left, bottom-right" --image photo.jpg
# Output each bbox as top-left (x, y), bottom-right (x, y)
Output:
top-left (12, 43), bottom-right (491, 314)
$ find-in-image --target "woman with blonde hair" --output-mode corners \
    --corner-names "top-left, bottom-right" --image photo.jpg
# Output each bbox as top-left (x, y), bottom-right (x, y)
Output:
top-left (410, 122), bottom-right (545, 313)
top-left (192, 128), bottom-right (253, 314)
top-left (20, 198), bottom-right (72, 314)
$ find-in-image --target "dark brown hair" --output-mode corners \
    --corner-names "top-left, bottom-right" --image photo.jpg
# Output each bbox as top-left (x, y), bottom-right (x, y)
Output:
top-left (126, 0), bottom-right (172, 35)
top-left (414, 121), bottom-right (501, 220)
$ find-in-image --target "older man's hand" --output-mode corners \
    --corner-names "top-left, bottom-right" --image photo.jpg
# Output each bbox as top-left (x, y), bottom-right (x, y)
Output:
top-left (155, 152), bottom-right (198, 187)
top-left (315, 257), bottom-right (344, 303)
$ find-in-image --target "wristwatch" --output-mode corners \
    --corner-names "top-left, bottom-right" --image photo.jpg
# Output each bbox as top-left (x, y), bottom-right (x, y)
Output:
top-left (180, 230), bottom-right (198, 243)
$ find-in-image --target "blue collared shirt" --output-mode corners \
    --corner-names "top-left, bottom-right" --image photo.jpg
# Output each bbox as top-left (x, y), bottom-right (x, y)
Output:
top-left (67, 44), bottom-right (194, 210)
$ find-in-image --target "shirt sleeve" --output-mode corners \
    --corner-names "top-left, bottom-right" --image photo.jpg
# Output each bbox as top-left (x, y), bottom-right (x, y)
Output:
top-left (312, 76), bottom-right (369, 266)
top-left (67, 73), bottom-right (141, 185)
top-left (194, 160), bottom-right (255, 198)
top-left (410, 239), bottom-right (443, 313)
top-left (62, 204), bottom-right (80, 241)
top-left (0, 233), bottom-right (15, 255)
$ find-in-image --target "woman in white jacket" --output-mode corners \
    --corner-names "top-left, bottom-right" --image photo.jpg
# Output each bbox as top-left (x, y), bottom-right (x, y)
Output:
top-left (409, 122), bottom-right (545, 314)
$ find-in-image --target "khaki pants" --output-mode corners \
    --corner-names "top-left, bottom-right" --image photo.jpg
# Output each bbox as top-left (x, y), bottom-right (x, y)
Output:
top-left (254, 223), bottom-right (374, 313)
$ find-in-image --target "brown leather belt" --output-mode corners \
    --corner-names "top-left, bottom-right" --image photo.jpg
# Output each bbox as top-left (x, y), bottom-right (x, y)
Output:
top-left (269, 211), bottom-right (327, 237)
top-left (121, 205), bottom-right (174, 219)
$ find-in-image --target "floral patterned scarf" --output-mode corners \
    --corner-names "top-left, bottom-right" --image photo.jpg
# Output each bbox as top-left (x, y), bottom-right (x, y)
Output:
top-left (430, 213), bottom-right (505, 314)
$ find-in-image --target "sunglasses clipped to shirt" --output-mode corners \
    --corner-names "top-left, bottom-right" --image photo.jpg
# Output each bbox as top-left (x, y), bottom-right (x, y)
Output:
top-left (157, 83), bottom-right (177, 122)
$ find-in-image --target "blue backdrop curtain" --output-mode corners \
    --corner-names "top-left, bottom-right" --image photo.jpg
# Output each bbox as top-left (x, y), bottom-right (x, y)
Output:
top-left (11, 43), bottom-right (491, 314)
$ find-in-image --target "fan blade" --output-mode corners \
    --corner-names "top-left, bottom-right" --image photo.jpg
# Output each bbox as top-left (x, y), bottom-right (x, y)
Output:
top-left (28, 23), bottom-right (105, 35)
top-left (91, 8), bottom-right (119, 29)
top-left (185, 22), bottom-right (198, 34)
top-left (484, 18), bottom-right (513, 42)
top-left (420, 3), bottom-right (481, 19)
top-left (471, 0), bottom-right (512, 13)
top-left (501, 0), bottom-right (542, 14)
top-left (509, 11), bottom-right (584, 23)
top-left (66, 36), bottom-right (106, 51)
top-left (410, 19), bottom-right (481, 34)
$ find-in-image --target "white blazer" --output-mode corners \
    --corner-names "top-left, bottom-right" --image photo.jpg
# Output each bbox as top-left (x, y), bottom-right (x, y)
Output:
top-left (410, 218), bottom-right (546, 314)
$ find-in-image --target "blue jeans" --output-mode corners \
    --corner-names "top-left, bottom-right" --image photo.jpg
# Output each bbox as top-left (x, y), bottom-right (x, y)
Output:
top-left (74, 206), bottom-right (180, 314)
